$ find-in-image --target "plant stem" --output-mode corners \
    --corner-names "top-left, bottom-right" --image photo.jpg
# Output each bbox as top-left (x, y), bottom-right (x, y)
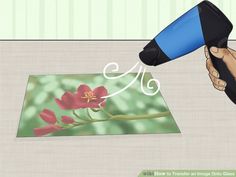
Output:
top-left (91, 108), bottom-right (100, 112)
top-left (72, 110), bottom-right (80, 118)
top-left (86, 108), bottom-right (93, 120)
top-left (72, 110), bottom-right (88, 122)
top-left (111, 111), bottom-right (170, 121)
top-left (99, 107), bottom-right (113, 118)
top-left (65, 111), bottom-right (171, 130)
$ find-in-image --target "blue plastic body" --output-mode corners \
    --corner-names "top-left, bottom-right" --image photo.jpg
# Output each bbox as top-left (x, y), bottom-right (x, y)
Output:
top-left (154, 6), bottom-right (205, 60)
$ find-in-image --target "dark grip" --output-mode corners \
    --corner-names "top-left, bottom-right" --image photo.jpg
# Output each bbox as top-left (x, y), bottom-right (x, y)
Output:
top-left (207, 45), bottom-right (236, 104)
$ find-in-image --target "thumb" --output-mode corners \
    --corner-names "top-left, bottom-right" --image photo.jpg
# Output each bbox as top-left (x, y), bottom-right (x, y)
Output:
top-left (210, 46), bottom-right (236, 79)
top-left (210, 46), bottom-right (234, 64)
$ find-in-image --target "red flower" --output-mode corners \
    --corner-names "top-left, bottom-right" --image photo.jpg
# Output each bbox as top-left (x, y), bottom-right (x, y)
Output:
top-left (76, 85), bottom-right (108, 108)
top-left (55, 92), bottom-right (79, 110)
top-left (35, 109), bottom-right (63, 136)
top-left (39, 109), bottom-right (57, 124)
top-left (55, 84), bottom-right (108, 109)
top-left (34, 125), bottom-right (62, 137)
top-left (61, 116), bottom-right (75, 124)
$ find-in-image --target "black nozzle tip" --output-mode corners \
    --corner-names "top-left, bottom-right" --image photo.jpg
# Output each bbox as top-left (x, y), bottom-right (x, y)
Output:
top-left (139, 48), bottom-right (159, 66)
top-left (139, 39), bottom-right (170, 66)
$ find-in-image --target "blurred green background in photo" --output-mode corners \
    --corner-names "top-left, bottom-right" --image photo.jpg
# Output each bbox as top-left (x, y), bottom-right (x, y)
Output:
top-left (17, 73), bottom-right (180, 137)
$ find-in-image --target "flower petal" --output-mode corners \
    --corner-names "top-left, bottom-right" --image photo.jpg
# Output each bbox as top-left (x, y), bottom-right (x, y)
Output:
top-left (39, 109), bottom-right (57, 124)
top-left (34, 125), bottom-right (62, 137)
top-left (61, 92), bottom-right (76, 107)
top-left (77, 84), bottom-right (91, 94)
top-left (76, 84), bottom-right (93, 107)
top-left (55, 98), bottom-right (67, 109)
top-left (100, 101), bottom-right (106, 107)
top-left (75, 85), bottom-right (108, 108)
top-left (61, 92), bottom-right (75, 103)
top-left (93, 86), bottom-right (108, 107)
top-left (93, 86), bottom-right (108, 98)
top-left (61, 116), bottom-right (75, 124)
top-left (55, 92), bottom-right (78, 110)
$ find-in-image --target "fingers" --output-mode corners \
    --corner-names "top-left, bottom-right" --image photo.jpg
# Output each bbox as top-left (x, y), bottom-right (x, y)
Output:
top-left (210, 46), bottom-right (234, 63)
top-left (210, 46), bottom-right (236, 79)
top-left (208, 73), bottom-right (227, 91)
top-left (210, 46), bottom-right (227, 59)
top-left (206, 59), bottom-right (226, 91)
top-left (213, 84), bottom-right (226, 91)
top-left (205, 46), bottom-right (219, 77)
top-left (205, 46), bottom-right (227, 91)
top-left (206, 58), bottom-right (219, 78)
top-left (204, 46), bottom-right (210, 59)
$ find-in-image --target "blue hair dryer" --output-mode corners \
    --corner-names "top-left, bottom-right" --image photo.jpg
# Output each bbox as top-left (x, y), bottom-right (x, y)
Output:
top-left (139, 0), bottom-right (236, 104)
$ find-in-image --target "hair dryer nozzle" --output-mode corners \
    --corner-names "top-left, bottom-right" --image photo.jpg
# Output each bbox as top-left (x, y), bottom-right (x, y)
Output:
top-left (139, 39), bottom-right (170, 66)
top-left (139, 48), bottom-right (158, 66)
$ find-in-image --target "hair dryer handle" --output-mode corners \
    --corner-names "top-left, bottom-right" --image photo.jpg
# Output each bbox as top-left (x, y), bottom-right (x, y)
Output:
top-left (207, 44), bottom-right (236, 104)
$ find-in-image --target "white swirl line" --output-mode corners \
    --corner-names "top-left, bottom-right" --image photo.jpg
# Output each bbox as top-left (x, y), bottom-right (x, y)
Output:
top-left (140, 67), bottom-right (161, 96)
top-left (101, 65), bottom-right (143, 99)
top-left (103, 62), bottom-right (140, 80)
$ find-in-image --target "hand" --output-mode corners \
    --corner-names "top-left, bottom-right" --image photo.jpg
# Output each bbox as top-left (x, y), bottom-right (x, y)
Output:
top-left (205, 46), bottom-right (236, 91)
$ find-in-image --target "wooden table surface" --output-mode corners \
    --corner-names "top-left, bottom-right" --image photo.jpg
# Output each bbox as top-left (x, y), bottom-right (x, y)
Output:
top-left (0, 41), bottom-right (236, 177)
